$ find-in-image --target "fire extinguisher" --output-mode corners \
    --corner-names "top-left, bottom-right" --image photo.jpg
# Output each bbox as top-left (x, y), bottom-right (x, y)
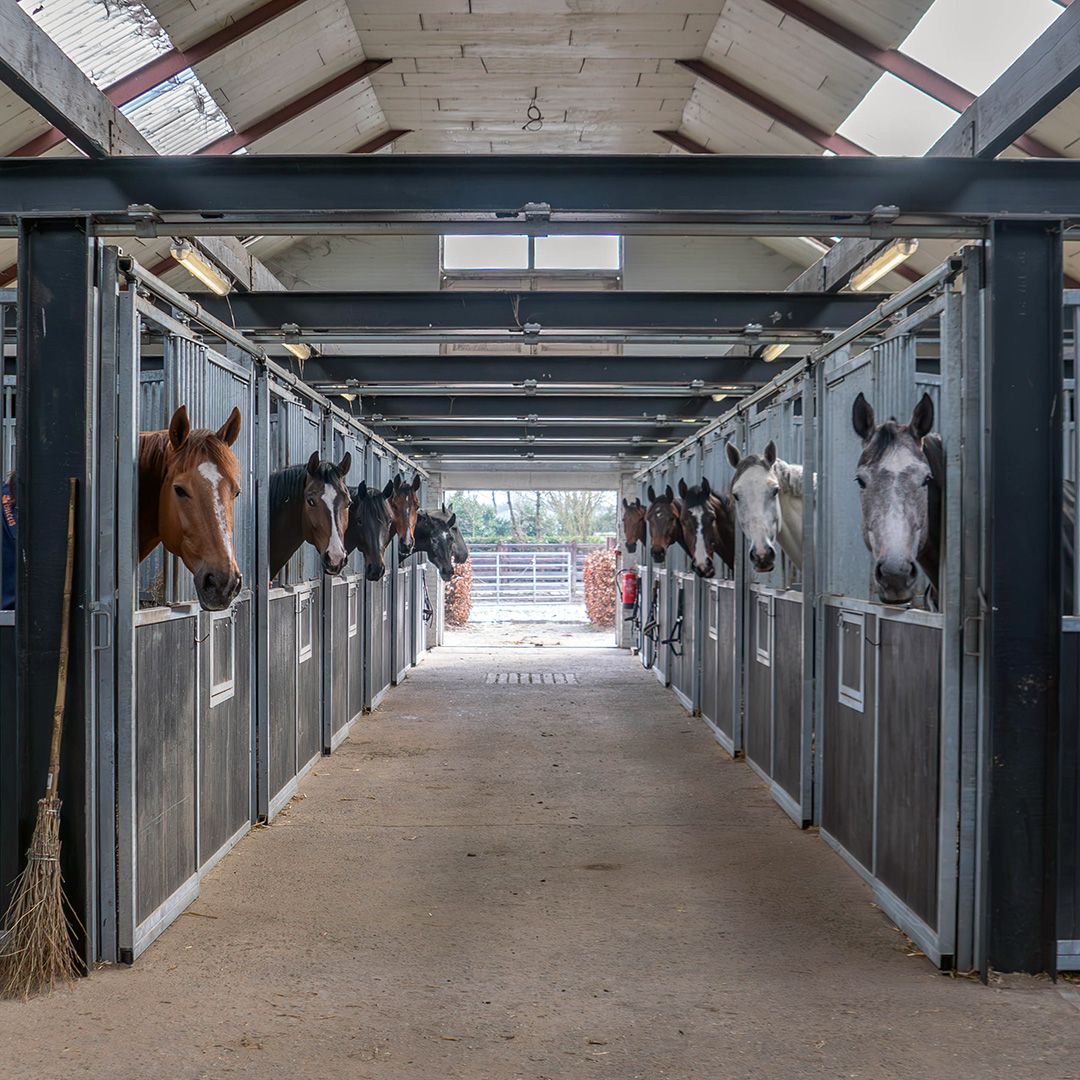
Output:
top-left (618, 568), bottom-right (638, 609)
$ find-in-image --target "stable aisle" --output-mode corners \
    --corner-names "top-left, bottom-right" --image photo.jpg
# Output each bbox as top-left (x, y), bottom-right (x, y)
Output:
top-left (0, 639), bottom-right (1077, 1079)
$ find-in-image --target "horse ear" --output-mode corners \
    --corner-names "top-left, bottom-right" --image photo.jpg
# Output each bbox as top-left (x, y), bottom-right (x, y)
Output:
top-left (382, 479), bottom-right (394, 499)
top-left (306, 450), bottom-right (321, 477)
top-left (447, 512), bottom-right (457, 528)
top-left (763, 440), bottom-right (777, 467)
top-left (911, 392), bottom-right (934, 440)
top-left (622, 498), bottom-right (629, 510)
top-left (338, 452), bottom-right (352, 478)
top-left (215, 407), bottom-right (241, 447)
top-left (665, 485), bottom-right (674, 502)
top-left (169, 406), bottom-right (190, 451)
top-left (356, 480), bottom-right (367, 498)
top-left (647, 485), bottom-right (657, 503)
top-left (852, 392), bottom-right (875, 441)
top-left (725, 442), bottom-right (740, 469)
top-left (411, 475), bottom-right (421, 493)
top-left (701, 477), bottom-right (711, 496)
top-left (678, 479), bottom-right (688, 499)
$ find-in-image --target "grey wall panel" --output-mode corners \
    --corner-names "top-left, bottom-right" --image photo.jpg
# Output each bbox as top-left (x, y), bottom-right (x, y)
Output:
top-left (349, 585), bottom-right (364, 723)
top-left (199, 602), bottom-right (252, 862)
top-left (745, 597), bottom-right (771, 771)
top-left (0, 624), bottom-right (17, 916)
top-left (716, 585), bottom-right (736, 743)
top-left (331, 581), bottom-right (348, 736)
top-left (822, 614), bottom-right (875, 871)
top-left (268, 597), bottom-right (297, 799)
top-left (876, 621), bottom-right (942, 928)
top-left (297, 586), bottom-right (322, 767)
top-left (701, 584), bottom-right (719, 730)
top-left (1061, 630), bottom-right (1080, 942)
top-left (136, 619), bottom-right (196, 924)
top-left (773, 597), bottom-right (803, 804)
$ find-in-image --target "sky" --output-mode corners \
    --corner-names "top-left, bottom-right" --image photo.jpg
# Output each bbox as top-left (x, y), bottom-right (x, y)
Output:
top-left (837, 0), bottom-right (1064, 156)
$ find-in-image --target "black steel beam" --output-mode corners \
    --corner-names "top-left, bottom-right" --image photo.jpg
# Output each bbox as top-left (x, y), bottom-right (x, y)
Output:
top-left (15, 218), bottom-right (94, 964)
top-left (347, 395), bottom-right (731, 420)
top-left (288, 354), bottom-right (780, 386)
top-left (983, 221), bottom-right (1062, 975)
top-left (409, 443), bottom-right (658, 458)
top-left (194, 291), bottom-right (880, 333)
top-left (377, 423), bottom-right (684, 441)
top-left (2, 156), bottom-right (1080, 227)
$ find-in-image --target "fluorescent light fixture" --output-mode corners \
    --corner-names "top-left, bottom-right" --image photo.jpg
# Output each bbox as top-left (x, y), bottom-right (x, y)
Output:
top-left (849, 239), bottom-right (919, 292)
top-left (761, 343), bottom-right (790, 362)
top-left (283, 342), bottom-right (311, 361)
top-left (711, 394), bottom-right (727, 403)
top-left (168, 241), bottom-right (231, 295)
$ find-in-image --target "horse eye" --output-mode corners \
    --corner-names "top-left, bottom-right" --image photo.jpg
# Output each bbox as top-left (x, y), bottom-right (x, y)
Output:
top-left (855, 476), bottom-right (866, 489)
top-left (233, 490), bottom-right (240, 501)
top-left (306, 497), bottom-right (316, 507)
top-left (770, 488), bottom-right (779, 499)
top-left (732, 492), bottom-right (739, 502)
top-left (921, 474), bottom-right (932, 488)
top-left (174, 485), bottom-right (189, 499)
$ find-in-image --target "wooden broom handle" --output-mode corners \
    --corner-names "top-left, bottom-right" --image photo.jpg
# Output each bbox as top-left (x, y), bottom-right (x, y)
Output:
top-left (46, 478), bottom-right (77, 793)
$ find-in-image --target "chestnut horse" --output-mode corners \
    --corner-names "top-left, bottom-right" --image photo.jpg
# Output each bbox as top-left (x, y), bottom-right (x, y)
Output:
top-left (390, 473), bottom-right (422, 553)
top-left (621, 497), bottom-right (647, 553)
top-left (268, 451), bottom-right (353, 580)
top-left (139, 405), bottom-right (243, 611)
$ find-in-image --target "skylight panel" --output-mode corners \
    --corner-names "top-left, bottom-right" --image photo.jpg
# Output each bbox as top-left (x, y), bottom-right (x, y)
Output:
top-left (900, 0), bottom-right (1061, 97)
top-left (836, 73), bottom-right (957, 157)
top-left (443, 236), bottom-right (529, 271)
top-left (120, 69), bottom-right (232, 155)
top-left (534, 236), bottom-right (620, 271)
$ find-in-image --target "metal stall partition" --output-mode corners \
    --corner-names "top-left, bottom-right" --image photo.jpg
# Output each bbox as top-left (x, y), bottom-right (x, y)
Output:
top-left (0, 290), bottom-right (17, 915)
top-left (113, 295), bottom-right (257, 962)
top-left (741, 375), bottom-right (811, 825)
top-left (392, 454), bottom-right (413, 686)
top-left (364, 445), bottom-right (393, 709)
top-left (1061, 304), bottom-right (1080, 970)
top-left (323, 410), bottom-right (367, 753)
top-left (813, 281), bottom-right (972, 969)
top-left (669, 441), bottom-right (703, 715)
top-left (697, 419), bottom-right (741, 757)
top-left (261, 369), bottom-right (324, 820)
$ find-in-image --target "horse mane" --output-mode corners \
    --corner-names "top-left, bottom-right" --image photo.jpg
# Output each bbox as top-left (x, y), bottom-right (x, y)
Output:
top-left (270, 459), bottom-right (348, 513)
top-left (143, 429), bottom-right (238, 480)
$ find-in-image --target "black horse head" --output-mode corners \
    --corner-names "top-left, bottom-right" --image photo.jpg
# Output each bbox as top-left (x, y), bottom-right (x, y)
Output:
top-left (344, 478), bottom-right (395, 581)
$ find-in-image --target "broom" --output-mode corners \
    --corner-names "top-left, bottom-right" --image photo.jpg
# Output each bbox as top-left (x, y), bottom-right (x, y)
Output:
top-left (0, 477), bottom-right (83, 999)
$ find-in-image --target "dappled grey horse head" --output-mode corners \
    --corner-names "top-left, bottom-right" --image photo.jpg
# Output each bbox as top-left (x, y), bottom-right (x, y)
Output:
top-left (677, 479), bottom-right (716, 578)
top-left (726, 440), bottom-right (782, 574)
top-left (851, 391), bottom-right (936, 605)
top-left (645, 485), bottom-right (680, 563)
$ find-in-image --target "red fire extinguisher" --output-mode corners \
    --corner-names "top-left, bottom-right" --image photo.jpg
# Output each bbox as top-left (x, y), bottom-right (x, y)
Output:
top-left (618, 568), bottom-right (638, 609)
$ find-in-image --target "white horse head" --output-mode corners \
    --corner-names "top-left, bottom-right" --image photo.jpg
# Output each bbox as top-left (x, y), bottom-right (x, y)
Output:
top-left (851, 391), bottom-right (939, 604)
top-left (726, 440), bottom-right (784, 573)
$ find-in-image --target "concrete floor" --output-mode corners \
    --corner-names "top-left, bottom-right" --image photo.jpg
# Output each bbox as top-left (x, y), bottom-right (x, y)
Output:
top-left (1, 633), bottom-right (1078, 1079)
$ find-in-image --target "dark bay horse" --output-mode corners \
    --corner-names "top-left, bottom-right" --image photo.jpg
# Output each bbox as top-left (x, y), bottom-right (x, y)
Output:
top-left (441, 501), bottom-right (470, 564)
top-left (621, 497), bottom-right (647, 553)
top-left (645, 485), bottom-right (690, 563)
top-left (677, 478), bottom-right (735, 576)
top-left (268, 451), bottom-right (352, 580)
top-left (851, 392), bottom-right (943, 605)
top-left (139, 405), bottom-right (243, 611)
top-left (345, 479), bottom-right (396, 581)
top-left (403, 508), bottom-right (457, 582)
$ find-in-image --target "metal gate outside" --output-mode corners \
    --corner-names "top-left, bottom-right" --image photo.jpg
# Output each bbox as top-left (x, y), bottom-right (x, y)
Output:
top-left (470, 550), bottom-right (574, 602)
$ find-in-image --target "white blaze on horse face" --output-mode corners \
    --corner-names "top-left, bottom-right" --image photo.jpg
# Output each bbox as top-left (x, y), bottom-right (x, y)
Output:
top-left (732, 465), bottom-right (781, 566)
top-left (197, 461), bottom-right (234, 564)
top-left (323, 485), bottom-right (346, 565)
top-left (691, 510), bottom-right (709, 571)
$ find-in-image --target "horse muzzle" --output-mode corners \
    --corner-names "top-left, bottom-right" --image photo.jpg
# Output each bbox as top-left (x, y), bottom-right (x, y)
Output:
top-left (440, 567), bottom-right (454, 583)
top-left (750, 546), bottom-right (776, 574)
top-left (365, 563), bottom-right (386, 582)
top-left (195, 567), bottom-right (242, 611)
top-left (322, 551), bottom-right (348, 576)
top-left (694, 561), bottom-right (715, 579)
top-left (875, 558), bottom-right (917, 605)
top-left (399, 542), bottom-right (413, 558)
top-left (650, 546), bottom-right (666, 563)
top-left (625, 541), bottom-right (637, 554)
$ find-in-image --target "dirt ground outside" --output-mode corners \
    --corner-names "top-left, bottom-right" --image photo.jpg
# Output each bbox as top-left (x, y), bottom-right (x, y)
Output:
top-left (0, 630), bottom-right (1077, 1079)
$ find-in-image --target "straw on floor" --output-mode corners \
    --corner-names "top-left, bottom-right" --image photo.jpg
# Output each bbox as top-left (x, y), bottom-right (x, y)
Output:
top-left (0, 478), bottom-right (82, 999)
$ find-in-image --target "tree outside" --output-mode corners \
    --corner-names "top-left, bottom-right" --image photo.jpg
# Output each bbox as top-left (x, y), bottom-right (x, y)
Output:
top-left (443, 490), bottom-right (616, 542)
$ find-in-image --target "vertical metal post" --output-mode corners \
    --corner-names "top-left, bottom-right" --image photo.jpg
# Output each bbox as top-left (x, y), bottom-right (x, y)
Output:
top-left (254, 365), bottom-right (271, 820)
top-left (800, 370), bottom-right (816, 825)
top-left (320, 411), bottom-right (334, 753)
top-left (15, 218), bottom-right (97, 965)
top-left (982, 221), bottom-right (1063, 975)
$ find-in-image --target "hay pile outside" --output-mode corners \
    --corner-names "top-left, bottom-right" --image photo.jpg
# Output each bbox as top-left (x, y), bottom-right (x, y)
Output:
top-left (583, 549), bottom-right (617, 627)
top-left (445, 558), bottom-right (473, 626)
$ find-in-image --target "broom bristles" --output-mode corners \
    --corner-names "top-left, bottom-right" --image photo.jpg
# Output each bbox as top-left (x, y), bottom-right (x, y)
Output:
top-left (0, 796), bottom-right (82, 999)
